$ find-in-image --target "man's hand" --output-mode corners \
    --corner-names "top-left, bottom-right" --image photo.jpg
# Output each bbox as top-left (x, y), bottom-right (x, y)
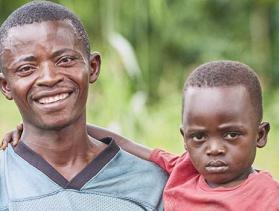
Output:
top-left (0, 123), bottom-right (23, 150)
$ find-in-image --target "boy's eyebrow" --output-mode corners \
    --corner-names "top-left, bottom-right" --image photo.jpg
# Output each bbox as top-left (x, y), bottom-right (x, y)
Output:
top-left (185, 127), bottom-right (207, 133)
top-left (218, 124), bottom-right (246, 130)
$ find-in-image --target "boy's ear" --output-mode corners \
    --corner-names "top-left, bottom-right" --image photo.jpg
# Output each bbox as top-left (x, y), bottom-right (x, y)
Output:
top-left (0, 73), bottom-right (13, 100)
top-left (180, 126), bottom-right (187, 151)
top-left (180, 126), bottom-right (184, 137)
top-left (256, 122), bottom-right (270, 148)
top-left (88, 52), bottom-right (101, 83)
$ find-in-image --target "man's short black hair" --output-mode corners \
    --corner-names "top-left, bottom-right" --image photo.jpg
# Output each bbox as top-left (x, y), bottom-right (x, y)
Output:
top-left (182, 60), bottom-right (263, 123)
top-left (0, 0), bottom-right (90, 71)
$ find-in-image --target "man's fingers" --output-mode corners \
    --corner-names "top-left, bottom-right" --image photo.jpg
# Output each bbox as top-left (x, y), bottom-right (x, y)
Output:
top-left (12, 128), bottom-right (21, 146)
top-left (0, 124), bottom-right (23, 150)
top-left (16, 123), bottom-right (23, 132)
top-left (1, 132), bottom-right (13, 150)
top-left (1, 124), bottom-right (23, 149)
top-left (0, 141), bottom-right (3, 150)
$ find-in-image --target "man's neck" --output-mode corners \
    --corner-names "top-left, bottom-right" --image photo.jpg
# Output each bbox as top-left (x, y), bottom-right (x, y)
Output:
top-left (20, 116), bottom-right (107, 180)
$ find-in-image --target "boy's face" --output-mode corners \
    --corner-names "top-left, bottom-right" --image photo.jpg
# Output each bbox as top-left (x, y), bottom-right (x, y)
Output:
top-left (181, 86), bottom-right (269, 188)
top-left (0, 21), bottom-right (100, 130)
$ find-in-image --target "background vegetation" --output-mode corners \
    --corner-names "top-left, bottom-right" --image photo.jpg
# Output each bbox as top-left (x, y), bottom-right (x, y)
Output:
top-left (0, 0), bottom-right (279, 179)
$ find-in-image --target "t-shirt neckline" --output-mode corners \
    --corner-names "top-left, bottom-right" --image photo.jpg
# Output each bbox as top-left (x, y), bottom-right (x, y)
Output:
top-left (14, 137), bottom-right (120, 190)
top-left (198, 171), bottom-right (259, 192)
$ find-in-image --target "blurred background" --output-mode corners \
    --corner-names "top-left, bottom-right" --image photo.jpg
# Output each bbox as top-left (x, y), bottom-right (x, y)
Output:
top-left (0, 0), bottom-right (278, 179)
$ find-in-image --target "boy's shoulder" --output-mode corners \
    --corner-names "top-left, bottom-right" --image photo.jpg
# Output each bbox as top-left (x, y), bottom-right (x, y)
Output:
top-left (254, 171), bottom-right (279, 189)
top-left (253, 171), bottom-right (279, 208)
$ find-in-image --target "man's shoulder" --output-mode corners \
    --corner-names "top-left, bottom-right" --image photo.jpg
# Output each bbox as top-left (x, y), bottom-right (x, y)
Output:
top-left (115, 149), bottom-right (167, 178)
top-left (87, 149), bottom-right (167, 210)
top-left (97, 138), bottom-right (167, 184)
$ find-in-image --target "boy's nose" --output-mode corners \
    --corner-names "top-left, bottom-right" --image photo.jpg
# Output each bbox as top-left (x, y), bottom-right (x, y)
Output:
top-left (36, 63), bottom-right (64, 87)
top-left (205, 140), bottom-right (225, 156)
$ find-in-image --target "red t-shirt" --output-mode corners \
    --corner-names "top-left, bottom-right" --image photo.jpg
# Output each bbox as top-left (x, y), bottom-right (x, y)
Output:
top-left (150, 149), bottom-right (279, 211)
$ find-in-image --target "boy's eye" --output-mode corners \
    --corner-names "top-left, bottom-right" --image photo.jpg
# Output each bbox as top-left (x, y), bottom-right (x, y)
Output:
top-left (224, 132), bottom-right (240, 140)
top-left (191, 132), bottom-right (207, 142)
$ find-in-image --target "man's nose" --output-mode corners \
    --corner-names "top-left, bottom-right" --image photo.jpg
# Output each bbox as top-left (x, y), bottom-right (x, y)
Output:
top-left (205, 139), bottom-right (225, 156)
top-left (36, 63), bottom-right (64, 87)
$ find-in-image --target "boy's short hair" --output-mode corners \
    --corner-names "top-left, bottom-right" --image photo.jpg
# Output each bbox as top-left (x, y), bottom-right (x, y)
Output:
top-left (183, 60), bottom-right (263, 123)
top-left (0, 0), bottom-right (90, 71)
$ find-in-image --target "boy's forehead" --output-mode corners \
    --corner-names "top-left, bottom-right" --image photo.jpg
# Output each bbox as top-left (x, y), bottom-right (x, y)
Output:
top-left (184, 85), bottom-right (248, 100)
top-left (183, 85), bottom-right (254, 119)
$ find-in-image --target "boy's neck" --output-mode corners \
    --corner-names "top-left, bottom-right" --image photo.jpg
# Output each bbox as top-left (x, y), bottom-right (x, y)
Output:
top-left (206, 167), bottom-right (255, 188)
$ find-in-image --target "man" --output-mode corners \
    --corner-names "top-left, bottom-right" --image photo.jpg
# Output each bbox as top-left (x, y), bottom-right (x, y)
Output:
top-left (0, 1), bottom-right (166, 210)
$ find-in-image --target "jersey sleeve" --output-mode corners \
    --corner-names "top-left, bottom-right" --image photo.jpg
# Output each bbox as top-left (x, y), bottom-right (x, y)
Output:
top-left (149, 149), bottom-right (182, 174)
top-left (0, 151), bottom-right (8, 211)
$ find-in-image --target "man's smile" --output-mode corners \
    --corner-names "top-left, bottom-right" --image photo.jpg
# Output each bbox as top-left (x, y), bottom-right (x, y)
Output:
top-left (37, 93), bottom-right (70, 104)
top-left (31, 87), bottom-right (76, 112)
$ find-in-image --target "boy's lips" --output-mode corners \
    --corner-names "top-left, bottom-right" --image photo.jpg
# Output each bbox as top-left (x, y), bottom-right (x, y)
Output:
top-left (205, 160), bottom-right (229, 173)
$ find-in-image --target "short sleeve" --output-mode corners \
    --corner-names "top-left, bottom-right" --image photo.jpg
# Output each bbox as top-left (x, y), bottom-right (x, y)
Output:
top-left (0, 151), bottom-right (8, 211)
top-left (149, 149), bottom-right (182, 174)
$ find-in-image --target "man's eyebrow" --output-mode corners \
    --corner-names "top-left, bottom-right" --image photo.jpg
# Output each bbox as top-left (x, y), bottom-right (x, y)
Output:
top-left (16, 55), bottom-right (36, 63)
top-left (52, 48), bottom-right (76, 58)
top-left (8, 55), bottom-right (37, 68)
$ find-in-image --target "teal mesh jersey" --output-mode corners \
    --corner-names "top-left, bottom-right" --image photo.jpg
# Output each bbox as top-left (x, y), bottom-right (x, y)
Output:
top-left (0, 138), bottom-right (167, 211)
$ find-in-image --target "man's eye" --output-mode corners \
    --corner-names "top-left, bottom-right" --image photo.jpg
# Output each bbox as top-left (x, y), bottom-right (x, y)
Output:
top-left (57, 56), bottom-right (76, 66)
top-left (224, 132), bottom-right (240, 140)
top-left (16, 65), bottom-right (36, 76)
top-left (191, 132), bottom-right (206, 142)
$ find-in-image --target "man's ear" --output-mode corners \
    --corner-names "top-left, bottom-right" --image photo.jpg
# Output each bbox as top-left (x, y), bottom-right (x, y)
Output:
top-left (256, 122), bottom-right (270, 148)
top-left (88, 52), bottom-right (101, 83)
top-left (0, 73), bottom-right (13, 100)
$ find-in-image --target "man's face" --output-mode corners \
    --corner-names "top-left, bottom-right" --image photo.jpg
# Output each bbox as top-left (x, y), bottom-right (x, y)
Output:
top-left (0, 21), bottom-right (100, 130)
top-left (181, 86), bottom-right (268, 187)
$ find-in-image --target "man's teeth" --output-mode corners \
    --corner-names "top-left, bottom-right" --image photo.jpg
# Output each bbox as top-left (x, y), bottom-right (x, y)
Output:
top-left (38, 93), bottom-right (69, 104)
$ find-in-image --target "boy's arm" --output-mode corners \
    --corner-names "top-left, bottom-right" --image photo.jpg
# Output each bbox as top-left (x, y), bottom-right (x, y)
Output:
top-left (0, 123), bottom-right (153, 161)
top-left (0, 123), bottom-right (152, 160)
top-left (87, 124), bottom-right (153, 160)
top-left (0, 123), bottom-right (184, 174)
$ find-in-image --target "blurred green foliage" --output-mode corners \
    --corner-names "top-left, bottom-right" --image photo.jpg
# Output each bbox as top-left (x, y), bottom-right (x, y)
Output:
top-left (0, 0), bottom-right (279, 179)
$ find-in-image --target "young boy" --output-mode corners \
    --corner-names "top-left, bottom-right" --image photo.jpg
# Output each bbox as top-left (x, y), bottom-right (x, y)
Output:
top-left (2, 60), bottom-right (279, 210)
